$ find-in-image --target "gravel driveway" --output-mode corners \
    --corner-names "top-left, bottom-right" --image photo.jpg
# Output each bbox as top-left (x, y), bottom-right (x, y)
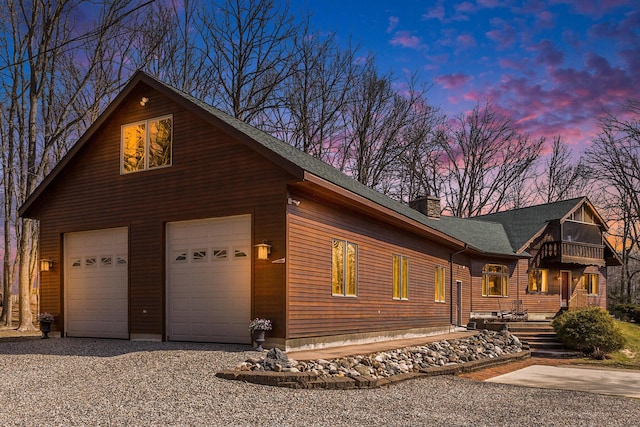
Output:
top-left (0, 338), bottom-right (638, 426)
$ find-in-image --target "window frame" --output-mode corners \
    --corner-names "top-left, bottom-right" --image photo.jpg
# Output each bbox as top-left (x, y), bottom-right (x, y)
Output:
top-left (392, 254), bottom-right (409, 300)
top-left (481, 264), bottom-right (509, 297)
top-left (121, 114), bottom-right (173, 174)
top-left (528, 268), bottom-right (549, 294)
top-left (435, 265), bottom-right (446, 303)
top-left (332, 239), bottom-right (358, 297)
top-left (582, 273), bottom-right (599, 295)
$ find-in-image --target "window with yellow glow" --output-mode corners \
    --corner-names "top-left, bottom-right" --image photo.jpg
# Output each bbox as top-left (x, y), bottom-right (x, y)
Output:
top-left (582, 273), bottom-right (599, 295)
top-left (122, 115), bottom-right (172, 173)
top-left (435, 265), bottom-right (446, 302)
top-left (482, 264), bottom-right (509, 297)
top-left (332, 239), bottom-right (358, 297)
top-left (528, 269), bottom-right (548, 294)
top-left (392, 255), bottom-right (409, 300)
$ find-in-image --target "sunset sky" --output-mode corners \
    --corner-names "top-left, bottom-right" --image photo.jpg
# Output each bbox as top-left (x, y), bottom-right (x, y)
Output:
top-left (298, 0), bottom-right (639, 154)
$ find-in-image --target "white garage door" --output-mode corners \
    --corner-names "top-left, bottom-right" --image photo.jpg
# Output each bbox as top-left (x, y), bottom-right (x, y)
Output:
top-left (64, 228), bottom-right (129, 339)
top-left (166, 215), bottom-right (251, 343)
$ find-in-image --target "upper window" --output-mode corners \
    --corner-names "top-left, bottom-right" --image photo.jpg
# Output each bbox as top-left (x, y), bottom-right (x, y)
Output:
top-left (122, 115), bottom-right (173, 173)
top-left (392, 255), bottom-right (409, 300)
top-left (435, 265), bottom-right (446, 302)
top-left (332, 239), bottom-right (358, 297)
top-left (582, 273), bottom-right (599, 295)
top-left (528, 269), bottom-right (548, 294)
top-left (482, 264), bottom-right (509, 297)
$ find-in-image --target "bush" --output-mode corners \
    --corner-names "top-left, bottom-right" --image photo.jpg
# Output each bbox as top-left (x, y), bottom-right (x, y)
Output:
top-left (552, 307), bottom-right (626, 356)
top-left (609, 303), bottom-right (640, 323)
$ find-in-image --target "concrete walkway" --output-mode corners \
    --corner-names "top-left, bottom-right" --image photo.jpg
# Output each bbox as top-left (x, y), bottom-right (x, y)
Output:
top-left (487, 365), bottom-right (640, 398)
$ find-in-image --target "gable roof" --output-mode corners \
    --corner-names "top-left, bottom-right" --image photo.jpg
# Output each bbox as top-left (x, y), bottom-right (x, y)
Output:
top-left (19, 71), bottom-right (523, 258)
top-left (474, 197), bottom-right (603, 252)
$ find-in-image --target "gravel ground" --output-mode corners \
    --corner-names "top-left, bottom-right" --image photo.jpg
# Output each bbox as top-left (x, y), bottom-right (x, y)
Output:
top-left (0, 338), bottom-right (638, 427)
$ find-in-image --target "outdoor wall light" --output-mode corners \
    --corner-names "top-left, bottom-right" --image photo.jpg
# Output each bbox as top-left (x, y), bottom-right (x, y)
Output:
top-left (255, 241), bottom-right (272, 260)
top-left (40, 259), bottom-right (53, 272)
top-left (140, 97), bottom-right (149, 106)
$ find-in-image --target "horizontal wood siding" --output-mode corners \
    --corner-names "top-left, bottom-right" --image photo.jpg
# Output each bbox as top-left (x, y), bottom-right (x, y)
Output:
top-left (33, 83), bottom-right (289, 338)
top-left (286, 193), bottom-right (461, 339)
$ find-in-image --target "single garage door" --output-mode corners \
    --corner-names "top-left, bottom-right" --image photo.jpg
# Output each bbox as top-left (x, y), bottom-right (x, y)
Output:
top-left (166, 215), bottom-right (251, 343)
top-left (64, 227), bottom-right (129, 338)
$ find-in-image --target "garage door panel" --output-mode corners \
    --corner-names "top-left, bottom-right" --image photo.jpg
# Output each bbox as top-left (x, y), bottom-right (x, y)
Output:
top-left (64, 228), bottom-right (128, 339)
top-left (167, 215), bottom-right (251, 344)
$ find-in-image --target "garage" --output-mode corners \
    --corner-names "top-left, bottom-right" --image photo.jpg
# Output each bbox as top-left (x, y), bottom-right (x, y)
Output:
top-left (64, 227), bottom-right (129, 338)
top-left (166, 215), bottom-right (252, 343)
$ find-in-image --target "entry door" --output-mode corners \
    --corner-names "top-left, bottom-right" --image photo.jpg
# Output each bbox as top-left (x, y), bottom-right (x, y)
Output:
top-left (560, 270), bottom-right (571, 307)
top-left (64, 227), bottom-right (129, 338)
top-left (166, 215), bottom-right (251, 343)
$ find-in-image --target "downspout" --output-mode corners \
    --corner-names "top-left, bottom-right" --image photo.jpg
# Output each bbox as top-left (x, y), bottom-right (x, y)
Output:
top-left (449, 245), bottom-right (468, 326)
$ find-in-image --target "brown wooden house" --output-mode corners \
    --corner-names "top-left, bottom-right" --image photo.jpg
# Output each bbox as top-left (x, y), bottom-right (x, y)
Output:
top-left (19, 72), bottom-right (619, 350)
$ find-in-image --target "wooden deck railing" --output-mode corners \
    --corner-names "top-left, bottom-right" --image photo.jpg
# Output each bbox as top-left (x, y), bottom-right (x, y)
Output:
top-left (568, 287), bottom-right (588, 310)
top-left (539, 241), bottom-right (604, 263)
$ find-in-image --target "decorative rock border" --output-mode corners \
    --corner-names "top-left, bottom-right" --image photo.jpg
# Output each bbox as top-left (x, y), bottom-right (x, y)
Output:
top-left (216, 330), bottom-right (531, 389)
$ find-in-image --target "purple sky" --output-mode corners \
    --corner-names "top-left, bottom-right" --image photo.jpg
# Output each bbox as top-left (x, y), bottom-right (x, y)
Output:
top-left (298, 0), bottom-right (640, 154)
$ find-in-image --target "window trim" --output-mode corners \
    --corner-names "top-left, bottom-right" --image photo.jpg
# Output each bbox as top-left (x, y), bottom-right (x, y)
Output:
top-left (528, 268), bottom-right (549, 294)
top-left (392, 254), bottom-right (409, 300)
top-left (582, 273), bottom-right (599, 295)
top-left (435, 265), bottom-right (446, 303)
top-left (332, 239), bottom-right (358, 297)
top-left (121, 114), bottom-right (173, 174)
top-left (481, 264), bottom-right (509, 297)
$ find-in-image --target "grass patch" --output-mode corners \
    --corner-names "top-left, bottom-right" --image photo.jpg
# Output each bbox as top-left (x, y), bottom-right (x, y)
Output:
top-left (578, 320), bottom-right (640, 369)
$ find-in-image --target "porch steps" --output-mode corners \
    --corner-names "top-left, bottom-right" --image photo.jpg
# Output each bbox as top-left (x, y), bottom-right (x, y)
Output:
top-left (506, 321), bottom-right (581, 359)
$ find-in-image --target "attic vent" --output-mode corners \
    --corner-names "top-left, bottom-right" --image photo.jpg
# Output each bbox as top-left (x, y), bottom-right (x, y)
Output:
top-left (409, 196), bottom-right (441, 220)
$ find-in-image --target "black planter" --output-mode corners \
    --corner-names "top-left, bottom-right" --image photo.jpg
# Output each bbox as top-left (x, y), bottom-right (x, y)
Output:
top-left (252, 329), bottom-right (266, 351)
top-left (39, 321), bottom-right (52, 339)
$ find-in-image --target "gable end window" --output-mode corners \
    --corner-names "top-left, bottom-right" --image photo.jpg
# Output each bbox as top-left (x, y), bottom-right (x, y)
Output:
top-left (435, 265), bottom-right (446, 302)
top-left (122, 115), bottom-right (173, 173)
top-left (482, 264), bottom-right (509, 297)
top-left (528, 269), bottom-right (548, 294)
top-left (332, 239), bottom-right (358, 297)
top-left (582, 273), bottom-right (599, 295)
top-left (392, 255), bottom-right (409, 300)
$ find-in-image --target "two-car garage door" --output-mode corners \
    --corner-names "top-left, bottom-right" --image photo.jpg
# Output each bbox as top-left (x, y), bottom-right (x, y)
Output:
top-left (63, 215), bottom-right (251, 343)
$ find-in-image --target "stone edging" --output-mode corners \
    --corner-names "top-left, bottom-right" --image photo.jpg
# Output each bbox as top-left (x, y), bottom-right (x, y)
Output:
top-left (215, 349), bottom-right (531, 389)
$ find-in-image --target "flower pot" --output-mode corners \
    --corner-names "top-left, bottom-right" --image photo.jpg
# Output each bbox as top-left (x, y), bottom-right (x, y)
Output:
top-left (40, 321), bottom-right (52, 339)
top-left (252, 329), bottom-right (266, 351)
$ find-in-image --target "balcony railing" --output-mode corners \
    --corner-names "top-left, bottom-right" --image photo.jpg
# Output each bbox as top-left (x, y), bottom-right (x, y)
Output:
top-left (538, 241), bottom-right (604, 266)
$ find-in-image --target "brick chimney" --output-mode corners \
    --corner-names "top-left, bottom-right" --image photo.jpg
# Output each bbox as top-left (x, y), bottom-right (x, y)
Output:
top-left (409, 196), bottom-right (441, 220)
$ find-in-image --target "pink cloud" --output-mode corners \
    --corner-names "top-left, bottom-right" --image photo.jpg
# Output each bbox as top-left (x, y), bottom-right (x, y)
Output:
top-left (531, 39), bottom-right (564, 66)
top-left (486, 18), bottom-right (517, 49)
top-left (456, 34), bottom-right (477, 49)
top-left (436, 73), bottom-right (470, 89)
top-left (555, 0), bottom-right (634, 17)
top-left (422, 4), bottom-right (445, 22)
top-left (389, 31), bottom-right (424, 49)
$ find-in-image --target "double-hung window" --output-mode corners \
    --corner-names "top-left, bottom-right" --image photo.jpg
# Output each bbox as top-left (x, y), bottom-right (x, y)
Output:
top-left (528, 269), bottom-right (548, 293)
top-left (332, 239), bottom-right (358, 296)
top-left (582, 273), bottom-right (599, 295)
top-left (122, 115), bottom-right (173, 173)
top-left (435, 266), bottom-right (446, 302)
top-left (392, 255), bottom-right (409, 300)
top-left (482, 264), bottom-right (509, 297)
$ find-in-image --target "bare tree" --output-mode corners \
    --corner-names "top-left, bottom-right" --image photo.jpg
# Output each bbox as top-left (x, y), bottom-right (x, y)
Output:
top-left (536, 136), bottom-right (590, 203)
top-left (195, 0), bottom-right (300, 123)
top-left (586, 100), bottom-right (640, 304)
top-left (437, 102), bottom-right (543, 217)
top-left (0, 0), bottom-right (149, 329)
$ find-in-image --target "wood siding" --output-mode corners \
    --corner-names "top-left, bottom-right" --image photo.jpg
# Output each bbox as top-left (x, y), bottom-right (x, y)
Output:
top-left (286, 192), bottom-right (470, 339)
top-left (33, 83), bottom-right (292, 338)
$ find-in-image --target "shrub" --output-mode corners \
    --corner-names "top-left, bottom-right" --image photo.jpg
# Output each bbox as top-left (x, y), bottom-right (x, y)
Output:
top-left (552, 307), bottom-right (626, 355)
top-left (609, 303), bottom-right (640, 323)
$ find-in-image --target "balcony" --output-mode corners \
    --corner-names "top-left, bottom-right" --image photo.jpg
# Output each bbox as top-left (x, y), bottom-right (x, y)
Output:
top-left (538, 241), bottom-right (605, 267)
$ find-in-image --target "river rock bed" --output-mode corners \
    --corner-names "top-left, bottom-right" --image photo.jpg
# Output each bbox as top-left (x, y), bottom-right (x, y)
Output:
top-left (235, 329), bottom-right (524, 379)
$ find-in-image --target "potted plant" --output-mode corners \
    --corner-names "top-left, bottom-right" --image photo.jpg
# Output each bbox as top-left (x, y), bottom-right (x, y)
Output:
top-left (37, 312), bottom-right (55, 339)
top-left (248, 318), bottom-right (272, 351)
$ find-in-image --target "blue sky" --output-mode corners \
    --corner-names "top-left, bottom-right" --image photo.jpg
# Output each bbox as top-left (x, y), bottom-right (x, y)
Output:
top-left (296, 0), bottom-right (640, 153)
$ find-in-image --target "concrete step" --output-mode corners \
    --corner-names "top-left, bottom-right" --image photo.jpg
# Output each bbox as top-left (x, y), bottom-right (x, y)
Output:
top-left (523, 340), bottom-right (566, 350)
top-left (532, 348), bottom-right (582, 358)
